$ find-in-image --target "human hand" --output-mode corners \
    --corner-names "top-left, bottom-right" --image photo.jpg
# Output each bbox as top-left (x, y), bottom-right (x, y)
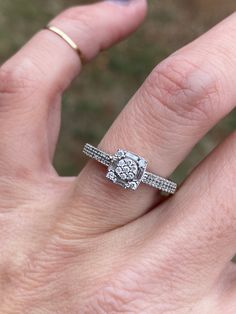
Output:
top-left (1, 1), bottom-right (236, 313)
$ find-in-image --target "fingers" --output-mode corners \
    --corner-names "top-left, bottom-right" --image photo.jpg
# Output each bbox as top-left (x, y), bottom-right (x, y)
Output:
top-left (169, 130), bottom-right (236, 270)
top-left (136, 131), bottom-right (236, 294)
top-left (0, 0), bottom-right (147, 175)
top-left (74, 13), bottom-right (236, 231)
top-left (218, 263), bottom-right (236, 313)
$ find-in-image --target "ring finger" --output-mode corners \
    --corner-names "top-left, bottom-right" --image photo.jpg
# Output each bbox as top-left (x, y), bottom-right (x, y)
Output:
top-left (74, 12), bottom-right (236, 232)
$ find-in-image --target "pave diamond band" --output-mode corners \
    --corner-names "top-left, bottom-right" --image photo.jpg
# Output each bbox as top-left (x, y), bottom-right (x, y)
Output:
top-left (142, 172), bottom-right (177, 194)
top-left (83, 143), bottom-right (177, 194)
top-left (83, 143), bottom-right (112, 167)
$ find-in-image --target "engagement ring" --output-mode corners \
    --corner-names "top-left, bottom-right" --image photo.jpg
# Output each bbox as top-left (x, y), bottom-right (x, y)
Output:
top-left (83, 144), bottom-right (177, 194)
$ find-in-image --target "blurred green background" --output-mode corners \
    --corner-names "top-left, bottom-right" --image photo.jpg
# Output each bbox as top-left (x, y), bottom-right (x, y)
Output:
top-left (0, 0), bottom-right (235, 182)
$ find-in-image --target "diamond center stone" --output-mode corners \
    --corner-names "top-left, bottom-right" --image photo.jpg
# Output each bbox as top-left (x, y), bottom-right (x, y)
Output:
top-left (106, 149), bottom-right (147, 190)
top-left (115, 158), bottom-right (138, 180)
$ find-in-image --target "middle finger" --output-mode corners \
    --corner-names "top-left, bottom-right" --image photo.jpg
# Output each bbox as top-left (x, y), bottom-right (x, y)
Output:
top-left (74, 13), bottom-right (236, 231)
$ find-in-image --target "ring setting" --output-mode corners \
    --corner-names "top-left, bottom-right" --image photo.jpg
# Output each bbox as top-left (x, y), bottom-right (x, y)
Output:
top-left (83, 144), bottom-right (177, 194)
top-left (106, 149), bottom-right (147, 190)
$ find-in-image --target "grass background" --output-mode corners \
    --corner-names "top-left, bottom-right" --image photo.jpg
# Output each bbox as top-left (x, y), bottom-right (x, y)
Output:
top-left (0, 0), bottom-right (235, 182)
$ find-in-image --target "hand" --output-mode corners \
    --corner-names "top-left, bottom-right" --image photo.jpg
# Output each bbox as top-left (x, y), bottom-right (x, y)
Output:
top-left (1, 1), bottom-right (236, 313)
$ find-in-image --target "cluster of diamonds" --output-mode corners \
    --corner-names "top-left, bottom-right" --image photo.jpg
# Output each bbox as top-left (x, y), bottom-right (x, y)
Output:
top-left (142, 172), bottom-right (177, 194)
top-left (106, 149), bottom-right (147, 190)
top-left (83, 144), bottom-right (112, 167)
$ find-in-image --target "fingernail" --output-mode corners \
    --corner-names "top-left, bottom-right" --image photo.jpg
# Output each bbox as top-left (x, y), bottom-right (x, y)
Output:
top-left (107, 0), bottom-right (134, 5)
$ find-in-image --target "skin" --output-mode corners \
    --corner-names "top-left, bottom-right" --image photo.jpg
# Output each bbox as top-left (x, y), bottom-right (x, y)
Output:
top-left (0, 0), bottom-right (236, 313)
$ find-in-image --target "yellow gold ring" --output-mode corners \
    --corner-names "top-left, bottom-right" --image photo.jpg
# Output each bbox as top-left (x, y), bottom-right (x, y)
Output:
top-left (45, 25), bottom-right (85, 64)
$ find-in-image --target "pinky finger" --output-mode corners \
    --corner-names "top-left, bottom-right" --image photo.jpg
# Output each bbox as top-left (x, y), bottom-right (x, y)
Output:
top-left (0, 0), bottom-right (147, 175)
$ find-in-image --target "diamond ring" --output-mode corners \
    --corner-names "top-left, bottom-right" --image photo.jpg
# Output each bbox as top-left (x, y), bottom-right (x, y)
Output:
top-left (83, 144), bottom-right (177, 194)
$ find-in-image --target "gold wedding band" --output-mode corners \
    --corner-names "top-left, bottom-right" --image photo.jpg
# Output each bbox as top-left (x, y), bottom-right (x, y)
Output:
top-left (45, 25), bottom-right (85, 64)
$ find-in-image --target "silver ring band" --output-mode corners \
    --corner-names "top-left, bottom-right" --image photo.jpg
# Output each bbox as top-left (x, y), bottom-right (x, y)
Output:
top-left (83, 144), bottom-right (177, 194)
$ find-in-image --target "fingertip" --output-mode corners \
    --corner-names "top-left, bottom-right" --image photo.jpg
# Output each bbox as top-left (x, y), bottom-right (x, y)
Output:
top-left (104, 0), bottom-right (148, 22)
top-left (97, 0), bottom-right (148, 49)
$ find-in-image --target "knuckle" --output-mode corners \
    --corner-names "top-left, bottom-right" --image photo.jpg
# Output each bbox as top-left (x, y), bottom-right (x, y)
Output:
top-left (84, 268), bottom-right (154, 313)
top-left (84, 259), bottom-right (191, 313)
top-left (0, 58), bottom-right (43, 105)
top-left (143, 55), bottom-right (222, 123)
